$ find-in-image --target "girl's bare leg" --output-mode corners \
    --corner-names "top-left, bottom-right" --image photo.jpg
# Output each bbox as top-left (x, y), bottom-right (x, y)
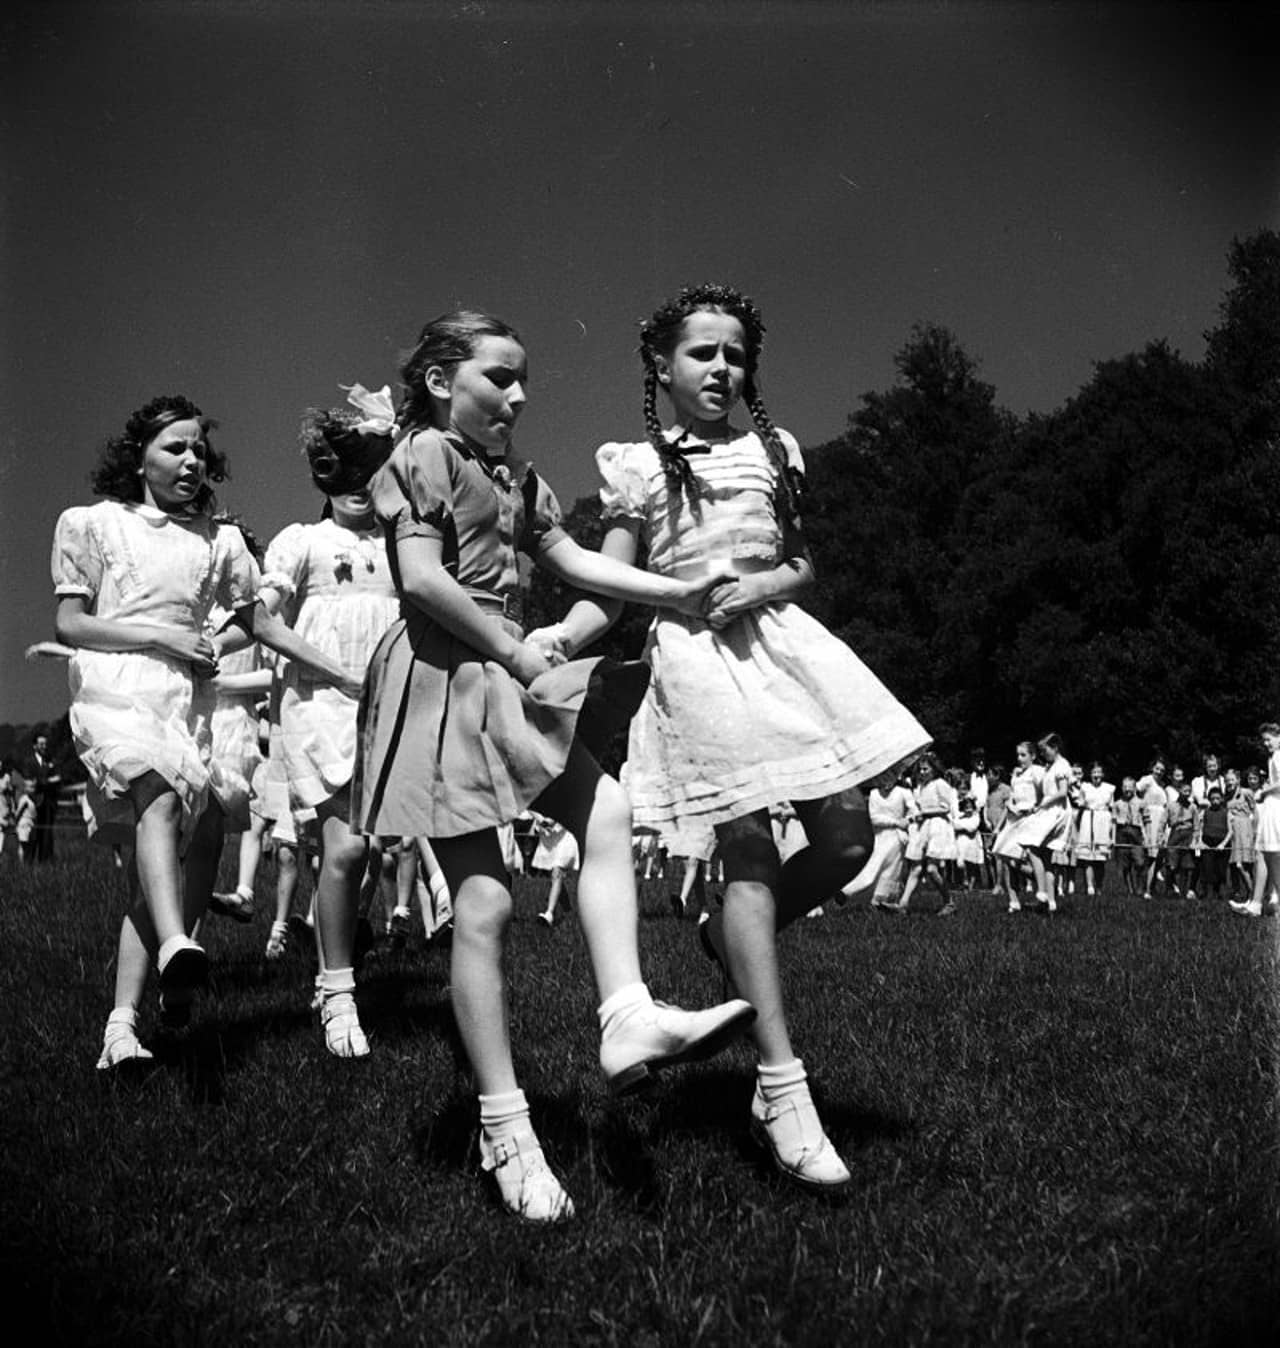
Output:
top-left (310, 790), bottom-right (371, 1057)
top-left (533, 740), bottom-right (756, 1092)
top-left (540, 867), bottom-right (566, 923)
top-left (128, 773), bottom-right (187, 948)
top-left (531, 741), bottom-right (642, 998)
top-left (897, 861), bottom-right (923, 911)
top-left (431, 830), bottom-right (519, 1093)
top-left (311, 791), bottom-right (369, 975)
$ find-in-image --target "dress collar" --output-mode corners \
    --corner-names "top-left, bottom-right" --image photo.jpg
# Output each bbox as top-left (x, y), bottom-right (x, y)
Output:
top-left (665, 424), bottom-right (747, 454)
top-left (126, 500), bottom-right (206, 527)
top-left (445, 430), bottom-right (531, 490)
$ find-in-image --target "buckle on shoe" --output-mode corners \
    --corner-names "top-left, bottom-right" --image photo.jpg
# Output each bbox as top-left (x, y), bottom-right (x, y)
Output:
top-left (480, 1131), bottom-right (532, 1174)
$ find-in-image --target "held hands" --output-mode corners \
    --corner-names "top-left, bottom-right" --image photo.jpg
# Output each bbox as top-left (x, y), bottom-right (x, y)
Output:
top-left (699, 572), bottom-right (772, 629)
top-left (507, 642), bottom-right (553, 688)
top-left (523, 624), bottom-right (571, 667)
top-left (152, 629), bottom-right (219, 679)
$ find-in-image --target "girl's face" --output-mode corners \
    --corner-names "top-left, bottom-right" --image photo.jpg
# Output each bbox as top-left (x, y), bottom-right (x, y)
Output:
top-left (657, 309), bottom-right (747, 430)
top-left (329, 488), bottom-right (374, 529)
top-left (1247, 767), bottom-right (1261, 787)
top-left (432, 335), bottom-right (528, 455)
top-left (916, 760), bottom-right (933, 784)
top-left (1121, 778), bottom-right (1135, 798)
top-left (1263, 731), bottom-right (1280, 755)
top-left (1151, 760), bottom-right (1165, 780)
top-left (140, 417), bottom-right (207, 512)
top-left (1016, 745), bottom-right (1031, 767)
top-left (1226, 769), bottom-right (1240, 791)
top-left (1171, 766), bottom-right (1185, 785)
top-left (1090, 765), bottom-right (1103, 785)
top-left (1071, 764), bottom-right (1083, 782)
top-left (1205, 755), bottom-right (1220, 777)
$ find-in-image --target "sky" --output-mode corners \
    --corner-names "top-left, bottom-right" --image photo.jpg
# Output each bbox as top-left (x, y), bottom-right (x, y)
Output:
top-left (2, 0), bottom-right (1276, 725)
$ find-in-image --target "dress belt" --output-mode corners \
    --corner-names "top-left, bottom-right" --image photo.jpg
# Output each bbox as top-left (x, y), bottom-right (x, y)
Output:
top-left (463, 588), bottom-right (519, 619)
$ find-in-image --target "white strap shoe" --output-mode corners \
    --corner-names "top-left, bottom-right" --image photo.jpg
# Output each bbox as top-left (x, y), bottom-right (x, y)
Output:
top-left (750, 1081), bottom-right (852, 1191)
top-left (479, 1129), bottom-right (574, 1223)
top-left (96, 1009), bottom-right (155, 1071)
top-left (321, 992), bottom-right (370, 1058)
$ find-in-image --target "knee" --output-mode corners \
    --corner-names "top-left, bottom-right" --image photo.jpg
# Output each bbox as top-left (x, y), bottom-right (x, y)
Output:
top-left (718, 818), bottom-right (782, 891)
top-left (326, 833), bottom-right (368, 879)
top-left (454, 878), bottom-right (513, 942)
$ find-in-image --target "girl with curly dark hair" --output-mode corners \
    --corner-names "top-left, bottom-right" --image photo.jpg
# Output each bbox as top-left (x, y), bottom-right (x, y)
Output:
top-left (52, 396), bottom-right (362, 1071)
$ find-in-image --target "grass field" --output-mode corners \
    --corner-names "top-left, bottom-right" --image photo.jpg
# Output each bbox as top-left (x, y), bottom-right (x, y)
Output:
top-left (3, 835), bottom-right (1278, 1346)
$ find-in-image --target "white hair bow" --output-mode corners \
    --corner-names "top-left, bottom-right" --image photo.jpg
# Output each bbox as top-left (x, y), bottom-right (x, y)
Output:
top-left (341, 383), bottom-right (397, 437)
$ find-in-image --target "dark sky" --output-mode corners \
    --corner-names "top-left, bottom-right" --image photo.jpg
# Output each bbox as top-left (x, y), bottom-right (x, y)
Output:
top-left (2, 0), bottom-right (1276, 724)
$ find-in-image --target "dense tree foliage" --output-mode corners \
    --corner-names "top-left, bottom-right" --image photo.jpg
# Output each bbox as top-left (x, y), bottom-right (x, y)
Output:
top-left (535, 232), bottom-right (1280, 776)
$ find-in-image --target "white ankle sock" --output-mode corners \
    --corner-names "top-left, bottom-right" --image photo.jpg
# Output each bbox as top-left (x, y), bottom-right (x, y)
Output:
top-left (157, 934), bottom-right (197, 971)
top-left (104, 1006), bottom-right (139, 1034)
top-left (479, 1087), bottom-right (532, 1142)
top-left (597, 981), bottom-right (652, 1030)
top-left (757, 1056), bottom-right (808, 1103)
top-left (320, 966), bottom-right (356, 997)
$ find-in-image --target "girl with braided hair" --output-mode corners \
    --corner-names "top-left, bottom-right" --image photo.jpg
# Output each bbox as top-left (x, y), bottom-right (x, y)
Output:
top-left (532, 283), bottom-right (930, 1190)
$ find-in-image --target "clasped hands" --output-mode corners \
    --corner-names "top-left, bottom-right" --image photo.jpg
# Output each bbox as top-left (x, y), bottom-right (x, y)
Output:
top-left (520, 570), bottom-right (768, 674)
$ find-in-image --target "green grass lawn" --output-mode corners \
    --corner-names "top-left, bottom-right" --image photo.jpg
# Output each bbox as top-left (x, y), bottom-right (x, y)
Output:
top-left (2, 840), bottom-right (1278, 1345)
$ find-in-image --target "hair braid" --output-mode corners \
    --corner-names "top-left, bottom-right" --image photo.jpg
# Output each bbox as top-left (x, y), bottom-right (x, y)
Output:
top-left (743, 375), bottom-right (803, 530)
top-left (642, 362), bottom-right (697, 501)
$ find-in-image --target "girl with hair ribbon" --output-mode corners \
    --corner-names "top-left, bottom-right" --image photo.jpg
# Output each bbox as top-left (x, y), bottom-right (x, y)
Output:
top-left (250, 385), bottom-right (402, 1056)
top-left (353, 309), bottom-right (755, 1223)
top-left (530, 283), bottom-right (930, 1190)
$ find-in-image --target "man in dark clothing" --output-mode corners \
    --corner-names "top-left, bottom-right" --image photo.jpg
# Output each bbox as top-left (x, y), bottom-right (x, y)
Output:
top-left (21, 734), bottom-right (61, 861)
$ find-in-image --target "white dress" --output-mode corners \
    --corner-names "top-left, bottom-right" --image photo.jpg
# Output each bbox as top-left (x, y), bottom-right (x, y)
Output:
top-left (905, 779), bottom-right (958, 862)
top-left (993, 764), bottom-right (1044, 861)
top-left (531, 815), bottom-right (580, 871)
top-left (51, 501), bottom-right (258, 844)
top-left (597, 431), bottom-right (930, 838)
top-left (208, 605), bottom-right (265, 830)
top-left (868, 783), bottom-right (914, 899)
top-left (1074, 780), bottom-right (1115, 860)
top-left (1006, 757), bottom-right (1073, 851)
top-left (260, 519), bottom-right (399, 820)
top-left (1135, 775), bottom-right (1169, 854)
top-left (1255, 751), bottom-right (1280, 853)
top-left (954, 809), bottom-right (984, 865)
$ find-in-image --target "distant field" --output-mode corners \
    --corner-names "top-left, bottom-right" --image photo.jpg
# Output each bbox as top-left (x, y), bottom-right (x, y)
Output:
top-left (2, 840), bottom-right (1278, 1346)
